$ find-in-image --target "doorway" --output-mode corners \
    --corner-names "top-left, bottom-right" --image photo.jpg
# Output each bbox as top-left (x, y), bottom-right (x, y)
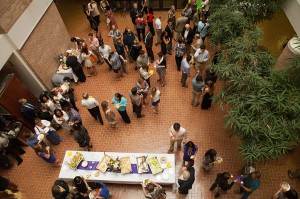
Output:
top-left (150, 0), bottom-right (187, 10)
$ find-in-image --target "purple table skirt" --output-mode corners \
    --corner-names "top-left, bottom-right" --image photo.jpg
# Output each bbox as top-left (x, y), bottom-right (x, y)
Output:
top-left (77, 160), bottom-right (154, 174)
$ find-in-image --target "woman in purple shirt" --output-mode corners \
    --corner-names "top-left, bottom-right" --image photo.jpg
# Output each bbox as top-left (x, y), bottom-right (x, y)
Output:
top-left (33, 144), bottom-right (61, 167)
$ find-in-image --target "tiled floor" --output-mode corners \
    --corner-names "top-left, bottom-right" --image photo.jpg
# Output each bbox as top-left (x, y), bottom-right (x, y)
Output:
top-left (1, 1), bottom-right (300, 199)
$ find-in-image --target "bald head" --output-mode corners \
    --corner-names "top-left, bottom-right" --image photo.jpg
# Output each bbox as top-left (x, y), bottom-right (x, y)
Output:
top-left (185, 24), bottom-right (190, 30)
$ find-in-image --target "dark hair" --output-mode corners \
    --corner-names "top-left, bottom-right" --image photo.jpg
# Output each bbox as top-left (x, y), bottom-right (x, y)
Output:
top-left (200, 44), bottom-right (206, 50)
top-left (81, 46), bottom-right (89, 55)
top-left (145, 183), bottom-right (155, 192)
top-left (173, 123), bottom-right (180, 131)
top-left (39, 94), bottom-right (49, 103)
top-left (115, 93), bottom-right (123, 100)
top-left (34, 106), bottom-right (42, 113)
top-left (196, 75), bottom-right (203, 82)
top-left (24, 131), bottom-right (32, 138)
top-left (157, 52), bottom-right (163, 57)
top-left (70, 37), bottom-right (76, 42)
top-left (139, 50), bottom-right (145, 55)
top-left (283, 189), bottom-right (298, 199)
top-left (73, 176), bottom-right (82, 185)
top-left (148, 7), bottom-right (154, 14)
top-left (72, 192), bottom-right (85, 199)
top-left (185, 141), bottom-right (195, 150)
top-left (101, 101), bottom-right (108, 111)
top-left (161, 31), bottom-right (167, 40)
top-left (253, 171), bottom-right (261, 179)
top-left (106, 5), bottom-right (111, 11)
top-left (186, 54), bottom-right (192, 62)
top-left (51, 185), bottom-right (61, 196)
top-left (178, 37), bottom-right (183, 43)
top-left (131, 87), bottom-right (138, 95)
top-left (217, 172), bottom-right (231, 183)
top-left (88, 32), bottom-right (93, 37)
top-left (123, 28), bottom-right (129, 35)
top-left (54, 109), bottom-right (63, 117)
top-left (205, 149), bottom-right (217, 162)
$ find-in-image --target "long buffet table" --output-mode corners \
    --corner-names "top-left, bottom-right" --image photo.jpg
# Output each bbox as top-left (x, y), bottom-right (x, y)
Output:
top-left (59, 151), bottom-right (176, 185)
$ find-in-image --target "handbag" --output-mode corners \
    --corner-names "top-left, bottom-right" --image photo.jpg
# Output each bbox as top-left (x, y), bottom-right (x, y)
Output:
top-left (90, 54), bottom-right (97, 63)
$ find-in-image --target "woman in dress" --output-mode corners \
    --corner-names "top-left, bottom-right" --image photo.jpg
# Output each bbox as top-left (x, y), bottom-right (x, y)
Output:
top-left (174, 36), bottom-right (186, 71)
top-left (202, 149), bottom-right (217, 171)
top-left (106, 6), bottom-right (118, 29)
top-left (33, 144), bottom-right (60, 167)
top-left (150, 87), bottom-right (160, 114)
top-left (111, 93), bottom-right (131, 124)
top-left (39, 94), bottom-right (59, 114)
top-left (139, 63), bottom-right (151, 87)
top-left (53, 109), bottom-right (72, 132)
top-left (81, 46), bottom-right (96, 77)
top-left (201, 80), bottom-right (215, 110)
top-left (34, 118), bottom-right (62, 145)
top-left (155, 52), bottom-right (167, 87)
top-left (146, 7), bottom-right (155, 36)
top-left (73, 121), bottom-right (92, 151)
top-left (130, 40), bottom-right (142, 63)
top-left (160, 31), bottom-right (169, 55)
top-left (136, 78), bottom-right (149, 104)
top-left (101, 101), bottom-right (118, 128)
top-left (182, 141), bottom-right (198, 166)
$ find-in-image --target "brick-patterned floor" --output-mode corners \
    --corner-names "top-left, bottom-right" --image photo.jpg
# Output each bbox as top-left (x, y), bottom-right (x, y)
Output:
top-left (1, 1), bottom-right (300, 199)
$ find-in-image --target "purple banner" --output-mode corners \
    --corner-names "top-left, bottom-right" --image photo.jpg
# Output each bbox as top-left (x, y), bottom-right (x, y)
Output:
top-left (77, 160), bottom-right (153, 174)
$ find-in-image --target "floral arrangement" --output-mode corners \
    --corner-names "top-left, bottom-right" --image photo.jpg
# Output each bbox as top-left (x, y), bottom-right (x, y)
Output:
top-left (107, 157), bottom-right (121, 172)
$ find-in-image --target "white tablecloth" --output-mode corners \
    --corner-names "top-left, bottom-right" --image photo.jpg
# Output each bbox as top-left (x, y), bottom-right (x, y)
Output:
top-left (59, 151), bottom-right (176, 185)
top-left (57, 65), bottom-right (78, 82)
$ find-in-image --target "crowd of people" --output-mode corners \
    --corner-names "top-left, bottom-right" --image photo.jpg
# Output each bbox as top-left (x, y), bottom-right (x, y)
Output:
top-left (0, 0), bottom-right (299, 199)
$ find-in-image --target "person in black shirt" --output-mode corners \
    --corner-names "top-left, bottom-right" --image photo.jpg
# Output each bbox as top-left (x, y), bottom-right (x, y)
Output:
top-left (66, 55), bottom-right (86, 82)
top-left (130, 3), bottom-right (139, 26)
top-left (178, 166), bottom-right (195, 194)
top-left (52, 179), bottom-right (70, 199)
top-left (210, 172), bottom-right (235, 198)
top-left (34, 106), bottom-right (53, 122)
top-left (18, 98), bottom-right (37, 125)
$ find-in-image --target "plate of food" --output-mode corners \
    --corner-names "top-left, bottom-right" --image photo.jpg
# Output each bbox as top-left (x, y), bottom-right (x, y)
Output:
top-left (120, 156), bottom-right (132, 174)
top-left (97, 155), bottom-right (112, 173)
top-left (147, 156), bottom-right (162, 175)
top-left (149, 70), bottom-right (154, 75)
top-left (81, 161), bottom-right (88, 168)
top-left (43, 127), bottom-right (50, 134)
top-left (67, 152), bottom-right (84, 170)
top-left (37, 134), bottom-right (44, 141)
top-left (115, 104), bottom-right (121, 109)
top-left (160, 157), bottom-right (167, 164)
top-left (216, 157), bottom-right (223, 163)
top-left (137, 156), bottom-right (149, 173)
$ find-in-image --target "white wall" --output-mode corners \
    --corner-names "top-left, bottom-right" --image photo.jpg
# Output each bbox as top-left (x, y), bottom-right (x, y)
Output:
top-left (283, 0), bottom-right (300, 36)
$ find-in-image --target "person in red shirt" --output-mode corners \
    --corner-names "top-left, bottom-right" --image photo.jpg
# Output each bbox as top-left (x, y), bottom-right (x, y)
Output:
top-left (147, 7), bottom-right (155, 36)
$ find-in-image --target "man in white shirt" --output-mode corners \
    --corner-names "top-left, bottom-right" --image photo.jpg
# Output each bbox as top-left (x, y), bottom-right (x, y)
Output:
top-left (155, 16), bottom-right (162, 45)
top-left (194, 44), bottom-right (210, 75)
top-left (81, 92), bottom-right (104, 125)
top-left (168, 123), bottom-right (188, 153)
top-left (99, 42), bottom-right (112, 71)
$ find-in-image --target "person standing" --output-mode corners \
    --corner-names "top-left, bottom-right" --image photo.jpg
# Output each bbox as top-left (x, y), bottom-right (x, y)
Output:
top-left (51, 179), bottom-right (70, 199)
top-left (150, 87), bottom-right (160, 114)
top-left (83, 4), bottom-right (98, 31)
top-left (136, 13), bottom-right (147, 42)
top-left (112, 93), bottom-right (131, 124)
top-left (168, 5), bottom-right (176, 28)
top-left (123, 28), bottom-right (136, 63)
top-left (88, 0), bottom-right (100, 26)
top-left (168, 123), bottom-right (187, 153)
top-left (129, 87), bottom-right (144, 118)
top-left (194, 44), bottom-right (210, 75)
top-left (198, 18), bottom-right (209, 43)
top-left (130, 40), bottom-right (142, 63)
top-left (136, 78), bottom-right (149, 104)
top-left (108, 51), bottom-right (126, 78)
top-left (191, 73), bottom-right (205, 107)
top-left (192, 8), bottom-right (202, 33)
top-left (160, 31), bottom-right (169, 55)
top-left (201, 80), bottom-right (215, 109)
top-left (101, 101), bottom-right (118, 128)
top-left (81, 46), bottom-right (97, 77)
top-left (33, 144), bottom-right (61, 167)
top-left (130, 3), bottom-right (139, 27)
top-left (66, 54), bottom-right (86, 82)
top-left (116, 40), bottom-right (129, 74)
top-left (53, 109), bottom-right (73, 132)
top-left (181, 54), bottom-right (192, 88)
top-left (140, 63), bottom-right (151, 87)
top-left (210, 172), bottom-right (235, 198)
top-left (106, 6), bottom-right (118, 29)
top-left (147, 7), bottom-right (155, 36)
top-left (108, 25), bottom-right (122, 50)
top-left (99, 42), bottom-right (112, 71)
top-left (18, 98), bottom-right (37, 125)
top-left (175, 13), bottom-right (189, 41)
top-left (182, 24), bottom-right (194, 53)
top-left (34, 118), bottom-right (62, 145)
top-left (154, 52), bottom-right (167, 87)
top-left (202, 149), bottom-right (217, 171)
top-left (81, 92), bottom-right (104, 125)
top-left (182, 3), bottom-right (193, 23)
top-left (136, 50), bottom-right (148, 70)
top-left (25, 131), bottom-right (46, 148)
top-left (238, 171), bottom-right (261, 199)
top-left (201, 0), bottom-right (210, 19)
top-left (191, 34), bottom-right (203, 54)
top-left (178, 166), bottom-right (195, 194)
top-left (174, 37), bottom-right (186, 71)
top-left (88, 32), bottom-right (101, 65)
top-left (155, 16), bottom-right (162, 46)
top-left (73, 121), bottom-right (92, 151)
top-left (165, 20), bottom-right (174, 55)
top-left (144, 26), bottom-right (154, 63)
top-left (182, 141), bottom-right (198, 166)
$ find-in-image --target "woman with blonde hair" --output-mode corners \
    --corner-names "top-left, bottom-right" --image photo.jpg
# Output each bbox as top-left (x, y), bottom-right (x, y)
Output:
top-left (101, 101), bottom-right (118, 128)
top-left (81, 46), bottom-right (97, 77)
top-left (150, 87), bottom-right (160, 114)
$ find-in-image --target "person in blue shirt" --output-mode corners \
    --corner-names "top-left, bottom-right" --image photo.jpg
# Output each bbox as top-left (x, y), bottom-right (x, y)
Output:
top-left (112, 93), bottom-right (131, 124)
top-left (191, 73), bottom-right (205, 107)
top-left (25, 131), bottom-right (46, 148)
top-left (182, 141), bottom-right (198, 166)
top-left (89, 182), bottom-right (111, 199)
top-left (197, 18), bottom-right (209, 42)
top-left (238, 171), bottom-right (261, 199)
